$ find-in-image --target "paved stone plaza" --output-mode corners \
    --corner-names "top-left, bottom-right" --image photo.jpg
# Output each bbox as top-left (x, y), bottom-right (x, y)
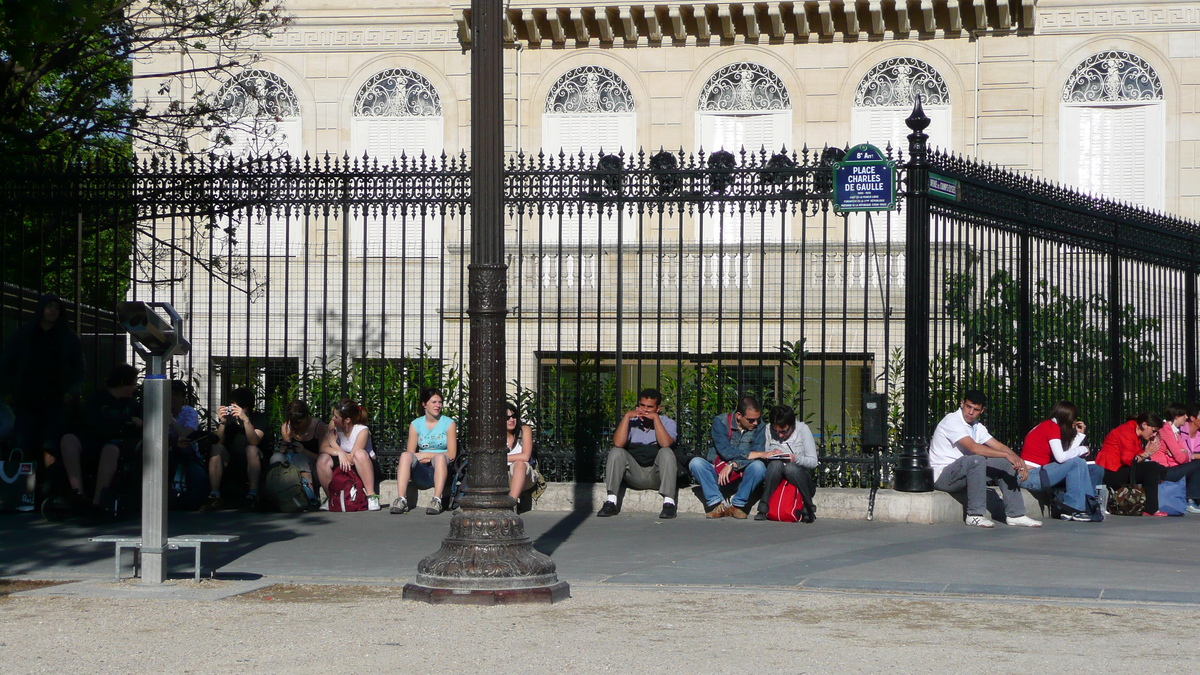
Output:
top-left (2, 507), bottom-right (1199, 671)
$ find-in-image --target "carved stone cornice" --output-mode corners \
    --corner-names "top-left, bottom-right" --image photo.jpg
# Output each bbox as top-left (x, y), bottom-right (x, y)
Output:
top-left (1037, 2), bottom-right (1200, 34)
top-left (452, 0), bottom-right (1038, 48)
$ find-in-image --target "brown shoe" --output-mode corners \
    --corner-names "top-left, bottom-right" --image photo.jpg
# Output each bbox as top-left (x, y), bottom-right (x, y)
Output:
top-left (728, 505), bottom-right (749, 519)
top-left (705, 502), bottom-right (729, 519)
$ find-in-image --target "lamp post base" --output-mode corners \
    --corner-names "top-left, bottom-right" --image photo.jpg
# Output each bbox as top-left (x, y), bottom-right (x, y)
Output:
top-left (404, 505), bottom-right (569, 605)
top-left (893, 468), bottom-right (934, 493)
top-left (403, 581), bottom-right (570, 605)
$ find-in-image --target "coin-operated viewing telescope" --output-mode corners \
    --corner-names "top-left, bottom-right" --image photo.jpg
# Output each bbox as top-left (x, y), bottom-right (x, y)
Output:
top-left (116, 301), bottom-right (189, 584)
top-left (116, 301), bottom-right (190, 361)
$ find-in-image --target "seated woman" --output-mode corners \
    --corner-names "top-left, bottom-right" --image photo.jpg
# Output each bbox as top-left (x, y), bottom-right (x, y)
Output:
top-left (316, 398), bottom-right (380, 511)
top-left (1096, 412), bottom-right (1167, 516)
top-left (273, 400), bottom-right (326, 508)
top-left (391, 387), bottom-right (457, 515)
top-left (1151, 402), bottom-right (1200, 514)
top-left (505, 403), bottom-right (534, 501)
top-left (1017, 401), bottom-right (1103, 521)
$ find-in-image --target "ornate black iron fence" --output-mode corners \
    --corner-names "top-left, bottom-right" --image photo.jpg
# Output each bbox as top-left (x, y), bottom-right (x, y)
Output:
top-left (897, 111), bottom-right (1200, 490)
top-left (2, 117), bottom-right (1196, 489)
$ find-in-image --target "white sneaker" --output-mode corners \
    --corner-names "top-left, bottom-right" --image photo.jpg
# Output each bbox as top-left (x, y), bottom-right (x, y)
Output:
top-left (964, 515), bottom-right (995, 528)
top-left (318, 498), bottom-right (329, 512)
top-left (1005, 515), bottom-right (1042, 527)
top-left (367, 495), bottom-right (381, 512)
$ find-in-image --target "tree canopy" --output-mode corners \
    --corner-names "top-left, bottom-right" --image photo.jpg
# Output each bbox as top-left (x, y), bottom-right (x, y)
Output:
top-left (0, 0), bottom-right (289, 160)
top-left (929, 251), bottom-right (1181, 444)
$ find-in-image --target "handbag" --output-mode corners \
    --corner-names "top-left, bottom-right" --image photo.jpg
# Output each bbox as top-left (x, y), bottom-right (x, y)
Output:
top-left (0, 448), bottom-right (37, 512)
top-left (1108, 483), bottom-right (1146, 516)
top-left (1158, 477), bottom-right (1187, 516)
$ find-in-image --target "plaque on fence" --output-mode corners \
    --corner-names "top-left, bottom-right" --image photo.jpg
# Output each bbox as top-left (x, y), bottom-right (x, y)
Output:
top-left (929, 173), bottom-right (960, 202)
top-left (833, 144), bottom-right (896, 213)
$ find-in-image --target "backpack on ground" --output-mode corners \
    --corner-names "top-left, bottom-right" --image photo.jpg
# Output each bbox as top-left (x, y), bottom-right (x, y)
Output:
top-left (265, 461), bottom-right (307, 513)
top-left (327, 467), bottom-right (367, 512)
top-left (767, 480), bottom-right (804, 522)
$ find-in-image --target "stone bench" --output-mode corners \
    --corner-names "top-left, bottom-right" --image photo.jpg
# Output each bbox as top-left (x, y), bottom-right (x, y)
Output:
top-left (378, 480), bottom-right (1046, 524)
top-left (90, 534), bottom-right (240, 582)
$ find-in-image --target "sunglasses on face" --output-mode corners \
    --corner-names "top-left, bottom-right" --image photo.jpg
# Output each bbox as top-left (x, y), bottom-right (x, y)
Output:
top-left (506, 414), bottom-right (517, 420)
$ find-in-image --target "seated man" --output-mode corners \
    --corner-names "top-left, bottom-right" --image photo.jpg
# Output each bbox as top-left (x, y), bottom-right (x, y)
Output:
top-left (930, 389), bottom-right (1042, 528)
top-left (200, 387), bottom-right (267, 511)
top-left (57, 363), bottom-right (142, 514)
top-left (598, 388), bottom-right (679, 519)
top-left (754, 404), bottom-right (818, 522)
top-left (688, 395), bottom-right (768, 519)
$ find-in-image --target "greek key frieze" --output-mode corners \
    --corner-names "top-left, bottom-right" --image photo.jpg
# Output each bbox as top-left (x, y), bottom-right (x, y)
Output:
top-left (1038, 5), bottom-right (1200, 33)
top-left (247, 26), bottom-right (458, 50)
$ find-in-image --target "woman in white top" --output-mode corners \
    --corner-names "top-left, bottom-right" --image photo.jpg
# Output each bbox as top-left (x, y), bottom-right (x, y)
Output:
top-left (506, 403), bottom-right (534, 500)
top-left (316, 398), bottom-right (380, 511)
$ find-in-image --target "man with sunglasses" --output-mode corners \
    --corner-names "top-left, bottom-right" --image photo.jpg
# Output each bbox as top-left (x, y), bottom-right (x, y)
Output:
top-left (688, 396), bottom-right (769, 519)
top-left (598, 388), bottom-right (679, 519)
top-left (929, 389), bottom-right (1042, 528)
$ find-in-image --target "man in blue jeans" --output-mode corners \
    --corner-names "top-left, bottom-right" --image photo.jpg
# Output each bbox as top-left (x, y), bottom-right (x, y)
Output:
top-left (689, 396), bottom-right (768, 519)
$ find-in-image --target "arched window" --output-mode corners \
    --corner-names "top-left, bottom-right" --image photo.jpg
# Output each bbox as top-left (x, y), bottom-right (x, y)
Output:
top-left (1059, 51), bottom-right (1164, 209)
top-left (542, 66), bottom-right (636, 245)
top-left (212, 70), bottom-right (303, 256)
top-left (542, 65), bottom-right (636, 157)
top-left (213, 70), bottom-right (302, 159)
top-left (351, 69), bottom-right (444, 162)
top-left (851, 57), bottom-right (951, 154)
top-left (849, 58), bottom-right (951, 242)
top-left (695, 63), bottom-right (792, 245)
top-left (695, 62), bottom-right (792, 155)
top-left (350, 69), bottom-right (445, 257)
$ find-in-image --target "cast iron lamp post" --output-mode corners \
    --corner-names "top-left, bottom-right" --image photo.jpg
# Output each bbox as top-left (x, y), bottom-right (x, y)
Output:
top-left (402, 0), bottom-right (568, 604)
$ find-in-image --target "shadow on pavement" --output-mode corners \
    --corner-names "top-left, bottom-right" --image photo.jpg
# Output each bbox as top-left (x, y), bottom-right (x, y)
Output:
top-left (0, 511), bottom-right (310, 578)
top-left (532, 483), bottom-right (593, 556)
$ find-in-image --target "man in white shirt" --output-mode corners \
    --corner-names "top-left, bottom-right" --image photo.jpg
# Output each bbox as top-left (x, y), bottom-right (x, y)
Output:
top-left (929, 390), bottom-right (1041, 528)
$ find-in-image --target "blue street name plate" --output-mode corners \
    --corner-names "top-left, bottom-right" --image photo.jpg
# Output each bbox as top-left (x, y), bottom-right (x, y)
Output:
top-left (833, 144), bottom-right (896, 213)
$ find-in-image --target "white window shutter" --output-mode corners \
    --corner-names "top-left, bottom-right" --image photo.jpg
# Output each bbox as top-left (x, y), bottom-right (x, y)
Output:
top-left (1060, 102), bottom-right (1163, 210)
top-left (696, 112), bottom-right (792, 244)
top-left (541, 112), bottom-right (637, 245)
top-left (211, 117), bottom-right (304, 256)
top-left (845, 105), bottom-right (950, 242)
top-left (350, 116), bottom-right (445, 256)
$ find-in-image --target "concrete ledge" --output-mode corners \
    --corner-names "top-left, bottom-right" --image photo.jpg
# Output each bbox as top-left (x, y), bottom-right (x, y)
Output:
top-left (379, 480), bottom-right (1048, 524)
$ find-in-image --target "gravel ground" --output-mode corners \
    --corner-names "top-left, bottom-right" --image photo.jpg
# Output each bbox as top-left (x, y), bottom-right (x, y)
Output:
top-left (1, 583), bottom-right (1196, 673)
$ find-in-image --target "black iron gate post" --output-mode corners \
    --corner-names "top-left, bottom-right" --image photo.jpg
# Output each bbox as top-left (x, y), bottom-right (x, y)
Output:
top-left (1187, 272), bottom-right (1197, 407)
top-left (894, 98), bottom-right (934, 492)
top-left (404, 0), bottom-right (567, 604)
top-left (1017, 223), bottom-right (1032, 434)
top-left (1108, 250), bottom-right (1123, 429)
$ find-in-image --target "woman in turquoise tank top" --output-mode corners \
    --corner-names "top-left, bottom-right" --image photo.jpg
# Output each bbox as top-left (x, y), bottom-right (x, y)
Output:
top-left (391, 387), bottom-right (457, 515)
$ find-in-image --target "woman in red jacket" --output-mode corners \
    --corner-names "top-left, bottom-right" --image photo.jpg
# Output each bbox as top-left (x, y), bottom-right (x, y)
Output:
top-left (1096, 412), bottom-right (1168, 516)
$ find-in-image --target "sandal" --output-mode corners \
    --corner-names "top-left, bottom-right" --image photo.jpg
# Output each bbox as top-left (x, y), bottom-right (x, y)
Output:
top-left (389, 497), bottom-right (408, 515)
top-left (426, 496), bottom-right (443, 515)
